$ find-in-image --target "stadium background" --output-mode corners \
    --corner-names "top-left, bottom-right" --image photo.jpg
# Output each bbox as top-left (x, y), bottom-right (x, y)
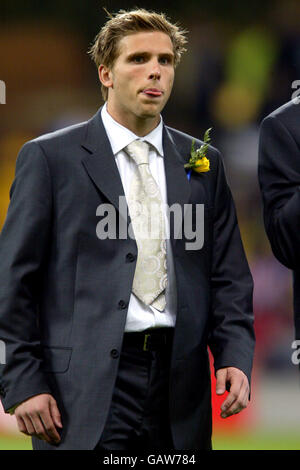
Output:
top-left (1, 0), bottom-right (300, 450)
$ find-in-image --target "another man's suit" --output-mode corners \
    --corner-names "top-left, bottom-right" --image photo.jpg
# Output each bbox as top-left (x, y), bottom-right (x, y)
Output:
top-left (258, 100), bottom-right (300, 339)
top-left (0, 106), bottom-right (255, 449)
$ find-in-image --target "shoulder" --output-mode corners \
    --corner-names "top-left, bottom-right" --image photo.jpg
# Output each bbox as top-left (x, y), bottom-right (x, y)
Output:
top-left (15, 119), bottom-right (89, 169)
top-left (260, 100), bottom-right (300, 134)
top-left (165, 125), bottom-right (222, 163)
top-left (31, 120), bottom-right (88, 150)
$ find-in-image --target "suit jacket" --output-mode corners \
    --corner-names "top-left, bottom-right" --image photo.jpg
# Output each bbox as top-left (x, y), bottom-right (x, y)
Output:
top-left (0, 106), bottom-right (255, 450)
top-left (258, 100), bottom-right (300, 339)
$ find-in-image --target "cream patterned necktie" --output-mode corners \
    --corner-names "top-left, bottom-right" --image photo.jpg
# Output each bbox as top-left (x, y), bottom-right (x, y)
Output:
top-left (125, 140), bottom-right (167, 311)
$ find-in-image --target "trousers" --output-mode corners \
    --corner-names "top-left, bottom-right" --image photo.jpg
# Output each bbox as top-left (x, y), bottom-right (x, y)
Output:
top-left (95, 329), bottom-right (174, 451)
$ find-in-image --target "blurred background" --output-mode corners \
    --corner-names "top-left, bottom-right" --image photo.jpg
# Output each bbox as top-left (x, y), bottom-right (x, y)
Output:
top-left (1, 0), bottom-right (300, 450)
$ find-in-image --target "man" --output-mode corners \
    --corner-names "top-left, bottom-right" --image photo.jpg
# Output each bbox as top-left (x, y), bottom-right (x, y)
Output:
top-left (258, 99), bottom-right (300, 344)
top-left (0, 9), bottom-right (255, 450)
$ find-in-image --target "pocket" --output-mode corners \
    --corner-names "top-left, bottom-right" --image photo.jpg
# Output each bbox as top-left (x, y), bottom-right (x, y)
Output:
top-left (41, 346), bottom-right (72, 373)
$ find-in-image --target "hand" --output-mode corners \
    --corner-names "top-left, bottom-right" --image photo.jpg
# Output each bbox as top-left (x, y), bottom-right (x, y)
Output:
top-left (14, 393), bottom-right (63, 445)
top-left (216, 367), bottom-right (249, 418)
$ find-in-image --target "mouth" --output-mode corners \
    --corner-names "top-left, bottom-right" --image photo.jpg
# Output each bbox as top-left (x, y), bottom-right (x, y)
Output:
top-left (141, 88), bottom-right (163, 98)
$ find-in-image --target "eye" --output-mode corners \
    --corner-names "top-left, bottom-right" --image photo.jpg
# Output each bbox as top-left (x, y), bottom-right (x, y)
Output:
top-left (133, 56), bottom-right (144, 63)
top-left (159, 57), bottom-right (170, 65)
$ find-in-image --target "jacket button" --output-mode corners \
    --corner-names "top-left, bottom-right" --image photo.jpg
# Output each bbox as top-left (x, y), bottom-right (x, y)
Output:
top-left (126, 253), bottom-right (136, 262)
top-left (110, 349), bottom-right (119, 359)
top-left (118, 300), bottom-right (127, 309)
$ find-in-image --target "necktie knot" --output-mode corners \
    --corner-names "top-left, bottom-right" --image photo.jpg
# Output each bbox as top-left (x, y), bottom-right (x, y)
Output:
top-left (125, 140), bottom-right (150, 166)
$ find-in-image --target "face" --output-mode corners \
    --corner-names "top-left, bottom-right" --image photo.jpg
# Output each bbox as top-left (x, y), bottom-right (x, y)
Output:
top-left (99, 31), bottom-right (175, 129)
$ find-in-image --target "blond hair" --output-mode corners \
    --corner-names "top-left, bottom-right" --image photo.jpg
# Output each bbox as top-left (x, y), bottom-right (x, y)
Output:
top-left (88, 8), bottom-right (188, 100)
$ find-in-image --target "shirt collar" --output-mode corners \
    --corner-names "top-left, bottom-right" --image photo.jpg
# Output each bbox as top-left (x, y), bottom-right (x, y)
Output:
top-left (101, 102), bottom-right (164, 157)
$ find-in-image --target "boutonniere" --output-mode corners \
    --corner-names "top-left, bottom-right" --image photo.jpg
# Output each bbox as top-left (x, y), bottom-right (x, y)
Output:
top-left (184, 127), bottom-right (212, 180)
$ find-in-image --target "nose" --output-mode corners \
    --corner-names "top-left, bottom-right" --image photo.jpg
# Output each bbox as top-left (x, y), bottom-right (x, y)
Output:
top-left (148, 60), bottom-right (161, 80)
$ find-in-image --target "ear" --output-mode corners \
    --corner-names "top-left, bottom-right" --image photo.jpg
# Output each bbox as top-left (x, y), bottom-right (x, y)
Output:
top-left (98, 64), bottom-right (113, 89)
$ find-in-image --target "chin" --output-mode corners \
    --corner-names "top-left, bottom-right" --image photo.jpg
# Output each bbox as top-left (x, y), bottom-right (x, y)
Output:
top-left (138, 104), bottom-right (162, 119)
top-left (140, 111), bottom-right (158, 119)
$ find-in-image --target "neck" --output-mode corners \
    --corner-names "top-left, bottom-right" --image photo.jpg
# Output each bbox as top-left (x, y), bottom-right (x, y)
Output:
top-left (106, 102), bottom-right (160, 137)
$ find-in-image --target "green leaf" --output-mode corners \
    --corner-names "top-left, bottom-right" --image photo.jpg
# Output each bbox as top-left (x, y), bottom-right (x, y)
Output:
top-left (203, 127), bottom-right (212, 144)
top-left (187, 127), bottom-right (213, 167)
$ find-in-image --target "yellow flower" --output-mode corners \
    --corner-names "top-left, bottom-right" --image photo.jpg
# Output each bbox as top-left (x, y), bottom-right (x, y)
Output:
top-left (193, 157), bottom-right (210, 173)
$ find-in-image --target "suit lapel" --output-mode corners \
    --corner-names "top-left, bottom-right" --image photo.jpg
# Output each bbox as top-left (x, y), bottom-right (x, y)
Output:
top-left (163, 126), bottom-right (191, 243)
top-left (81, 107), bottom-right (126, 216)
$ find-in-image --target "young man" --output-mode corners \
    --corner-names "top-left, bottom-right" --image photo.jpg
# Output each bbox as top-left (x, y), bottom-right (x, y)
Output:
top-left (0, 9), bottom-right (255, 450)
top-left (258, 99), bottom-right (300, 348)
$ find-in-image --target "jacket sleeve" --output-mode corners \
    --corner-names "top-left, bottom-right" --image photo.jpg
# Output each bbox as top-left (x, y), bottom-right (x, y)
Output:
top-left (0, 141), bottom-right (53, 412)
top-left (208, 150), bottom-right (255, 386)
top-left (258, 115), bottom-right (300, 269)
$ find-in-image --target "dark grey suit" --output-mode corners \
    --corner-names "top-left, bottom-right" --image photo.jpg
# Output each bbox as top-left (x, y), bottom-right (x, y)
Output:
top-left (258, 100), bottom-right (300, 340)
top-left (0, 106), bottom-right (255, 449)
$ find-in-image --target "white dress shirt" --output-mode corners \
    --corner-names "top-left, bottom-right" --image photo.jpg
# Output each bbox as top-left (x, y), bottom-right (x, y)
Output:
top-left (101, 103), bottom-right (177, 332)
